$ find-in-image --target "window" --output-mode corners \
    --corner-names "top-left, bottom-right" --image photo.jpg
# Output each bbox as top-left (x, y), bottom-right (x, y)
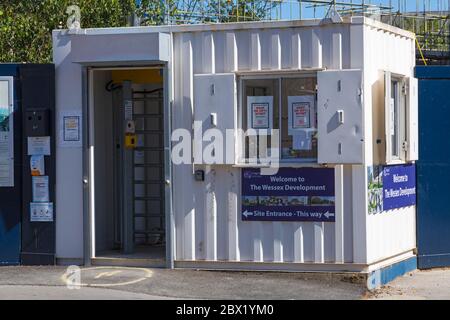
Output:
top-left (241, 78), bottom-right (279, 161)
top-left (385, 72), bottom-right (408, 163)
top-left (390, 80), bottom-right (400, 158)
top-left (239, 74), bottom-right (318, 163)
top-left (281, 78), bottom-right (317, 161)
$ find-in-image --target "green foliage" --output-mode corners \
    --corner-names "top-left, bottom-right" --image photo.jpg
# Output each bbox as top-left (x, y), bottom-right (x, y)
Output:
top-left (0, 0), bottom-right (280, 63)
top-left (0, 0), bottom-right (135, 63)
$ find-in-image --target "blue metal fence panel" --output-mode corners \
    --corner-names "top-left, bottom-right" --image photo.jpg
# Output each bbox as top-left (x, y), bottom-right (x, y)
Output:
top-left (0, 64), bottom-right (21, 265)
top-left (416, 66), bottom-right (450, 269)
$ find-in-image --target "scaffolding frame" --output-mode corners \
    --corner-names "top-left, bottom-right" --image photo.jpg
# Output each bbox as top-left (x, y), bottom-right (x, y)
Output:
top-left (136, 1), bottom-right (450, 64)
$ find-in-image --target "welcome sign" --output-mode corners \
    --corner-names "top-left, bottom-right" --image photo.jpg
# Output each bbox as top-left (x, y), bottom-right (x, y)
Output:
top-left (383, 164), bottom-right (416, 211)
top-left (367, 164), bottom-right (416, 214)
top-left (241, 168), bottom-right (335, 222)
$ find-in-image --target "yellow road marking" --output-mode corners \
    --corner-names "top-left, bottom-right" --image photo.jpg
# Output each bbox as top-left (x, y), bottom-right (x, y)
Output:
top-left (94, 270), bottom-right (122, 279)
top-left (61, 266), bottom-right (153, 288)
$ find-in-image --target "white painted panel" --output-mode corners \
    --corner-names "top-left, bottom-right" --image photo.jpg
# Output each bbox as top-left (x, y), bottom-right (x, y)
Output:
top-left (53, 34), bottom-right (84, 259)
top-left (407, 77), bottom-right (419, 161)
top-left (384, 71), bottom-right (392, 164)
top-left (317, 69), bottom-right (364, 164)
top-left (193, 73), bottom-right (237, 164)
top-left (71, 32), bottom-right (170, 63)
top-left (334, 165), bottom-right (344, 263)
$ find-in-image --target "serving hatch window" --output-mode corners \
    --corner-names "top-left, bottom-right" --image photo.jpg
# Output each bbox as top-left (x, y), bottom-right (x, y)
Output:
top-left (239, 74), bottom-right (318, 163)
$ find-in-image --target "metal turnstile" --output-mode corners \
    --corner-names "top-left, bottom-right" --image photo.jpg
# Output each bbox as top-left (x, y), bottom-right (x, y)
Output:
top-left (112, 83), bottom-right (165, 254)
top-left (132, 88), bottom-right (165, 246)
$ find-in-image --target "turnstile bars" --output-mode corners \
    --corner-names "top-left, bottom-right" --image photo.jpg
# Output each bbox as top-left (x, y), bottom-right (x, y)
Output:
top-left (132, 89), bottom-right (165, 246)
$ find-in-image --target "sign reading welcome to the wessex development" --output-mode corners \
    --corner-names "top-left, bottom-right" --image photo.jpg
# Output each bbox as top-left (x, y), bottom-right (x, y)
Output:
top-left (368, 163), bottom-right (416, 214)
top-left (383, 164), bottom-right (416, 211)
top-left (241, 168), bottom-right (335, 222)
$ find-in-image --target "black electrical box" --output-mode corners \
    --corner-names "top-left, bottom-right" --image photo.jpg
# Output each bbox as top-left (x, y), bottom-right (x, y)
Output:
top-left (25, 109), bottom-right (50, 137)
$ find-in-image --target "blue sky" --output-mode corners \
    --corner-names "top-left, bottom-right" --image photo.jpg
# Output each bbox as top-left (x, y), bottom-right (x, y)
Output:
top-left (135, 1), bottom-right (449, 21)
top-left (278, 1), bottom-right (449, 20)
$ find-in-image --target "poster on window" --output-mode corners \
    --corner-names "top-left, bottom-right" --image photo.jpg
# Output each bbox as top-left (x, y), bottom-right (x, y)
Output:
top-left (288, 96), bottom-right (315, 135)
top-left (292, 102), bottom-right (310, 128)
top-left (0, 79), bottom-right (14, 187)
top-left (247, 96), bottom-right (273, 131)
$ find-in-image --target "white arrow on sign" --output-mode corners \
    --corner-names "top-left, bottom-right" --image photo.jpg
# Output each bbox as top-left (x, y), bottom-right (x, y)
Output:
top-left (243, 210), bottom-right (254, 218)
top-left (324, 211), bottom-right (335, 219)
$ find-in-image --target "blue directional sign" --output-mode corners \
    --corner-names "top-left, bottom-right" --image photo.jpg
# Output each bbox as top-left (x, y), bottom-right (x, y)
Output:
top-left (241, 168), bottom-right (335, 222)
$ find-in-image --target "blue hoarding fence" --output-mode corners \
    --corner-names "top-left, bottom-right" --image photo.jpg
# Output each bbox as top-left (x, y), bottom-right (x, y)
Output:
top-left (416, 66), bottom-right (450, 269)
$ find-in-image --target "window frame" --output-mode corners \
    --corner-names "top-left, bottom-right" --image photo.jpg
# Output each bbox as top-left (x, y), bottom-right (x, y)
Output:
top-left (237, 71), bottom-right (319, 165)
top-left (385, 71), bottom-right (408, 164)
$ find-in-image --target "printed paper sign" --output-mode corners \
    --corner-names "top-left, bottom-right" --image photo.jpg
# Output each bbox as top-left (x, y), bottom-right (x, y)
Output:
top-left (292, 102), bottom-right (310, 129)
top-left (251, 103), bottom-right (270, 129)
top-left (124, 100), bottom-right (133, 120)
top-left (59, 111), bottom-right (82, 148)
top-left (30, 155), bottom-right (45, 176)
top-left (241, 168), bottom-right (335, 222)
top-left (247, 96), bottom-right (273, 131)
top-left (64, 116), bottom-right (80, 142)
top-left (28, 136), bottom-right (51, 155)
top-left (30, 202), bottom-right (53, 222)
top-left (32, 176), bottom-right (50, 202)
top-left (288, 96), bottom-right (315, 135)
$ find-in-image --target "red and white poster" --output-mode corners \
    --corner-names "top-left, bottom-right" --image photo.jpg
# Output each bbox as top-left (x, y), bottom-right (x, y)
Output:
top-left (251, 103), bottom-right (270, 129)
top-left (292, 102), bottom-right (310, 129)
top-left (247, 96), bottom-right (273, 131)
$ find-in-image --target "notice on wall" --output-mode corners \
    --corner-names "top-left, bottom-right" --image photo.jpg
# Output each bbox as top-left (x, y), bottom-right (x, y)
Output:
top-left (241, 168), bottom-right (335, 222)
top-left (0, 80), bottom-right (14, 187)
top-left (59, 111), bottom-right (82, 148)
top-left (247, 96), bottom-right (273, 131)
top-left (30, 155), bottom-right (45, 176)
top-left (32, 176), bottom-right (49, 202)
top-left (124, 100), bottom-right (133, 120)
top-left (28, 136), bottom-right (51, 156)
top-left (368, 164), bottom-right (416, 214)
top-left (30, 202), bottom-right (53, 222)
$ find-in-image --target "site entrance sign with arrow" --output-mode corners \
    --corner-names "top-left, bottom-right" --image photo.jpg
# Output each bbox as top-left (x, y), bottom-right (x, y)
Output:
top-left (241, 168), bottom-right (336, 222)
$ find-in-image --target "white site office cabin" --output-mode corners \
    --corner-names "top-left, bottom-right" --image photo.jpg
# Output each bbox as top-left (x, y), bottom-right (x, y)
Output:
top-left (53, 16), bottom-right (418, 288)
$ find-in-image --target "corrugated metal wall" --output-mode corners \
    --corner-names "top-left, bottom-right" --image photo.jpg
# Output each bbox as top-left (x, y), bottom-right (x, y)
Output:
top-left (363, 25), bottom-right (417, 264)
top-left (172, 24), bottom-right (357, 264)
